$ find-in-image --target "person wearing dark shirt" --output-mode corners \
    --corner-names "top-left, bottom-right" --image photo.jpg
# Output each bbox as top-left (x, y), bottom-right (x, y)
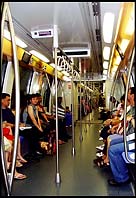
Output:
top-left (57, 97), bottom-right (71, 143)
top-left (1, 93), bottom-right (25, 132)
top-left (65, 106), bottom-right (72, 138)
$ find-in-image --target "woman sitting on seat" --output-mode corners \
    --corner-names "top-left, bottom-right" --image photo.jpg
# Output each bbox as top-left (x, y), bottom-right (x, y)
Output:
top-left (3, 123), bottom-right (27, 180)
top-left (3, 121), bottom-right (27, 167)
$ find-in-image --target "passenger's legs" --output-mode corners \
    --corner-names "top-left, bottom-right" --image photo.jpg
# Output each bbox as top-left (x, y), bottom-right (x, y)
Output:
top-left (108, 142), bottom-right (129, 183)
top-left (17, 137), bottom-right (27, 163)
top-left (104, 134), bottom-right (123, 163)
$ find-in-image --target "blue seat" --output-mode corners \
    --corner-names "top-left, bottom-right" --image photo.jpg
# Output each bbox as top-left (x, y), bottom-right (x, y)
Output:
top-left (122, 151), bottom-right (135, 163)
top-left (122, 132), bottom-right (135, 164)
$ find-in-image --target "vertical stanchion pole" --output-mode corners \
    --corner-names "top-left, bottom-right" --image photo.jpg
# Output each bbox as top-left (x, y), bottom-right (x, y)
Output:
top-left (71, 63), bottom-right (76, 156)
top-left (7, 6), bottom-right (20, 192)
top-left (1, 3), bottom-right (11, 196)
top-left (84, 65), bottom-right (87, 132)
top-left (1, 2), bottom-right (20, 195)
top-left (123, 48), bottom-right (135, 163)
top-left (53, 25), bottom-right (61, 184)
top-left (87, 82), bottom-right (90, 125)
top-left (79, 58), bottom-right (83, 142)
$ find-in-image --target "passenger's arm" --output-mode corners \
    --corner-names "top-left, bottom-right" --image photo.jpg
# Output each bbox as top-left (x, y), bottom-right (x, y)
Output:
top-left (108, 124), bottom-right (119, 134)
top-left (27, 105), bottom-right (43, 132)
top-left (4, 122), bottom-right (15, 129)
top-left (38, 105), bottom-right (49, 122)
top-left (36, 108), bottom-right (43, 129)
top-left (131, 118), bottom-right (135, 128)
top-left (41, 113), bottom-right (49, 122)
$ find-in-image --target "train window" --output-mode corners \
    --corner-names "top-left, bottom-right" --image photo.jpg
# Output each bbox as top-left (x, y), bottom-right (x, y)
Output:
top-left (1, 55), bottom-right (8, 88)
top-left (20, 66), bottom-right (33, 94)
top-left (29, 71), bottom-right (41, 94)
top-left (11, 66), bottom-right (33, 109)
top-left (130, 65), bottom-right (135, 86)
top-left (43, 74), bottom-right (53, 112)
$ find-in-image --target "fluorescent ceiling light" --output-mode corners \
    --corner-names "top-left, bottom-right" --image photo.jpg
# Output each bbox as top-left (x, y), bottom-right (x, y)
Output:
top-left (120, 39), bottom-right (129, 54)
top-left (103, 46), bottom-right (110, 60)
top-left (103, 61), bottom-right (109, 69)
top-left (103, 69), bottom-right (108, 75)
top-left (112, 65), bottom-right (118, 72)
top-left (115, 56), bottom-right (121, 65)
top-left (50, 63), bottom-right (62, 71)
top-left (29, 50), bottom-right (49, 63)
top-left (4, 29), bottom-right (27, 48)
top-left (103, 12), bottom-right (115, 43)
top-left (125, 6), bottom-right (134, 35)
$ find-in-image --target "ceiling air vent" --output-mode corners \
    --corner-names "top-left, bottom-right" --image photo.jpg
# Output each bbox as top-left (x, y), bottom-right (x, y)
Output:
top-left (57, 48), bottom-right (90, 58)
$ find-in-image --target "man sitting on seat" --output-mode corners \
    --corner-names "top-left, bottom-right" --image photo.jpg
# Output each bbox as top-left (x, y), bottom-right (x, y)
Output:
top-left (108, 87), bottom-right (135, 186)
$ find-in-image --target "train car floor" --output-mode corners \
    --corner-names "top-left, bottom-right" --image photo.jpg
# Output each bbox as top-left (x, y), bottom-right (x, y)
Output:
top-left (11, 111), bottom-right (135, 196)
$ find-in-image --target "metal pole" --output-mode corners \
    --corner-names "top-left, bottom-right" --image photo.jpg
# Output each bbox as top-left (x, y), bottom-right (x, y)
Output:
top-left (1, 3), bottom-right (11, 196)
top-left (6, 4), bottom-right (20, 192)
top-left (71, 62), bottom-right (76, 156)
top-left (1, 2), bottom-right (20, 195)
top-left (83, 64), bottom-right (87, 132)
top-left (123, 48), bottom-right (135, 163)
top-left (53, 25), bottom-right (61, 184)
top-left (79, 58), bottom-right (83, 142)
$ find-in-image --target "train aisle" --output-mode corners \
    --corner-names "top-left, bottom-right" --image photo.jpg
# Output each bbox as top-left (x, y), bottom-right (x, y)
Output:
top-left (12, 111), bottom-right (134, 196)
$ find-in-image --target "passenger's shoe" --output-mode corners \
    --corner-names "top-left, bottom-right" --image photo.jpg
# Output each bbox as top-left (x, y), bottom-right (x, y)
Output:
top-left (36, 151), bottom-right (43, 156)
top-left (14, 173), bottom-right (27, 180)
top-left (96, 152), bottom-right (104, 158)
top-left (108, 178), bottom-right (131, 186)
top-left (16, 160), bottom-right (23, 168)
top-left (58, 140), bottom-right (66, 145)
top-left (67, 135), bottom-right (72, 139)
top-left (36, 151), bottom-right (43, 155)
top-left (96, 144), bottom-right (104, 151)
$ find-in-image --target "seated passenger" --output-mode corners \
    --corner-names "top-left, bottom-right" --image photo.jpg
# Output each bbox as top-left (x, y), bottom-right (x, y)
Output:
top-left (108, 117), bottom-right (135, 186)
top-left (2, 92), bottom-right (42, 159)
top-left (110, 96), bottom-right (119, 109)
top-left (3, 122), bottom-right (27, 166)
top-left (25, 94), bottom-right (45, 155)
top-left (35, 93), bottom-right (49, 122)
top-left (35, 93), bottom-right (51, 135)
top-left (3, 125), bottom-right (27, 180)
top-left (53, 97), bottom-right (69, 144)
top-left (108, 87), bottom-right (135, 186)
top-left (103, 88), bottom-right (135, 165)
top-left (65, 106), bottom-right (72, 137)
top-left (94, 91), bottom-right (133, 167)
top-left (1, 93), bottom-right (27, 164)
top-left (2, 93), bottom-right (26, 132)
top-left (65, 106), bottom-right (72, 126)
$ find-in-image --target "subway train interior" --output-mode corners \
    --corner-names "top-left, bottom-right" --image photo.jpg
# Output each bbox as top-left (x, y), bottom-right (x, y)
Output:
top-left (1, 2), bottom-right (135, 196)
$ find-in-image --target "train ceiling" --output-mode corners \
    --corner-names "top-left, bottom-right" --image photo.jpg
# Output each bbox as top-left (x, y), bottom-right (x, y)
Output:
top-left (8, 2), bottom-right (134, 81)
